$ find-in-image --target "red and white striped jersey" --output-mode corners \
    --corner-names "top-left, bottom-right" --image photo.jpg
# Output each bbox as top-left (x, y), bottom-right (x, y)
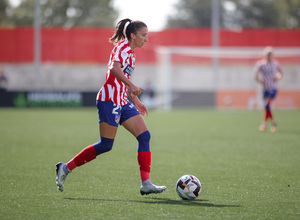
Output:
top-left (254, 59), bottom-right (282, 90)
top-left (97, 40), bottom-right (136, 106)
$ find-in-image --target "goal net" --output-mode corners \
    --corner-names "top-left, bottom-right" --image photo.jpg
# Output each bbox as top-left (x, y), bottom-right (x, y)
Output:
top-left (155, 47), bottom-right (300, 109)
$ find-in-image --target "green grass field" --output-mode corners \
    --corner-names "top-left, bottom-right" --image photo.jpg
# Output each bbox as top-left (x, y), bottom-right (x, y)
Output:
top-left (0, 108), bottom-right (299, 219)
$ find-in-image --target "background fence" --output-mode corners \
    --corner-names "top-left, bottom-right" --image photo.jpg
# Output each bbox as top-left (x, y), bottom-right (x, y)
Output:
top-left (0, 28), bottom-right (299, 108)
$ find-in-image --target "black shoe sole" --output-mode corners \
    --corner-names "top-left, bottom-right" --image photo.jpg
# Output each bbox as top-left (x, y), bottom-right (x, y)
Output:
top-left (140, 189), bottom-right (166, 196)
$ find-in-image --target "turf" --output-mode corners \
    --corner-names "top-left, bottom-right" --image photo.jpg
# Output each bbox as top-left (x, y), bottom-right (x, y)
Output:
top-left (0, 108), bottom-right (299, 219)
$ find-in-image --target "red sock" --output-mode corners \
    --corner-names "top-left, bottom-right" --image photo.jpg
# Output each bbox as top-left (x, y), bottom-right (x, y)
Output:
top-left (269, 111), bottom-right (273, 121)
top-left (264, 110), bottom-right (269, 122)
top-left (137, 151), bottom-right (151, 182)
top-left (265, 110), bottom-right (272, 122)
top-left (265, 110), bottom-right (273, 122)
top-left (67, 145), bottom-right (97, 171)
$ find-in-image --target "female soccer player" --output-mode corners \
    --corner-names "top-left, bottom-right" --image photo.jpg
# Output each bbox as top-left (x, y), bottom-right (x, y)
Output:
top-left (253, 46), bottom-right (283, 132)
top-left (56, 18), bottom-right (166, 195)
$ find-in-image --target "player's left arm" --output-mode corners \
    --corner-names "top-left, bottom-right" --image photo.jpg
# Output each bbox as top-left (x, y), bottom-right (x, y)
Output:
top-left (275, 65), bottom-right (283, 81)
top-left (127, 88), bottom-right (148, 116)
top-left (253, 64), bottom-right (263, 84)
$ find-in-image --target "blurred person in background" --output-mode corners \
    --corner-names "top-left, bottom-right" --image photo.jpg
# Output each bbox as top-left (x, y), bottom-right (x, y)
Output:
top-left (139, 81), bottom-right (156, 109)
top-left (55, 18), bottom-right (166, 195)
top-left (253, 46), bottom-right (283, 132)
top-left (0, 67), bottom-right (8, 92)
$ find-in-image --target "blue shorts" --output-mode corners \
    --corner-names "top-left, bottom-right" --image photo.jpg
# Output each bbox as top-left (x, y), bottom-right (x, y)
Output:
top-left (96, 101), bottom-right (140, 127)
top-left (263, 89), bottom-right (277, 99)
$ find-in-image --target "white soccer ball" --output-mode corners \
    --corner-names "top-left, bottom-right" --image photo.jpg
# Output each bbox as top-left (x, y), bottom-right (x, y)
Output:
top-left (176, 175), bottom-right (201, 200)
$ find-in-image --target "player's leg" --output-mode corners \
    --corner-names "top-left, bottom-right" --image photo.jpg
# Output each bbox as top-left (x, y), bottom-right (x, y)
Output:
top-left (260, 90), bottom-right (271, 131)
top-left (265, 98), bottom-right (272, 121)
top-left (121, 113), bottom-right (150, 180)
top-left (66, 122), bottom-right (117, 172)
top-left (56, 101), bottom-right (118, 192)
top-left (259, 89), bottom-right (277, 132)
top-left (269, 104), bottom-right (277, 132)
top-left (268, 90), bottom-right (278, 132)
top-left (121, 104), bottom-right (166, 195)
top-left (56, 122), bottom-right (117, 192)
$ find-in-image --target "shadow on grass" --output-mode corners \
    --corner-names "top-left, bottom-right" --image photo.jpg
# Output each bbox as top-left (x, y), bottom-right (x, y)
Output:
top-left (64, 197), bottom-right (240, 208)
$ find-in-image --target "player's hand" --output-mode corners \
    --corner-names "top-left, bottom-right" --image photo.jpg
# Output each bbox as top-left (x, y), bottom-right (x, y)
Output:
top-left (136, 101), bottom-right (148, 116)
top-left (259, 79), bottom-right (264, 85)
top-left (128, 84), bottom-right (145, 97)
top-left (274, 72), bottom-right (282, 82)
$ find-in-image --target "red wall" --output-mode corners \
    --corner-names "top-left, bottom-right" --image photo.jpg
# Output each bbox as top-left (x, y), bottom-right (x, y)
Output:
top-left (220, 29), bottom-right (300, 47)
top-left (0, 27), bottom-right (34, 62)
top-left (0, 27), bottom-right (299, 64)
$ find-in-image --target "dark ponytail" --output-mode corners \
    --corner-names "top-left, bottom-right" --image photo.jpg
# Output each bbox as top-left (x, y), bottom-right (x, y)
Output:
top-left (109, 18), bottom-right (147, 44)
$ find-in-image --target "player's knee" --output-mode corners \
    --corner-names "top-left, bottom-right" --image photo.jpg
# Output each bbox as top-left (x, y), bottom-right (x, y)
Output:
top-left (93, 137), bottom-right (114, 155)
top-left (137, 130), bottom-right (151, 152)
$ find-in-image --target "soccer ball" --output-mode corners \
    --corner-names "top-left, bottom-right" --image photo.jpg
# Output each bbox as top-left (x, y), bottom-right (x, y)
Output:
top-left (176, 175), bottom-right (201, 200)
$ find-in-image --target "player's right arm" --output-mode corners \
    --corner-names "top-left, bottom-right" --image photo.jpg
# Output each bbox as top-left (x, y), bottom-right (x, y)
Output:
top-left (109, 61), bottom-right (144, 96)
top-left (253, 62), bottom-right (264, 85)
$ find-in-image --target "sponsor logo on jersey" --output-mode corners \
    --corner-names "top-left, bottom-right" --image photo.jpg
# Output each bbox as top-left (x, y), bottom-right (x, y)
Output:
top-left (124, 64), bottom-right (134, 76)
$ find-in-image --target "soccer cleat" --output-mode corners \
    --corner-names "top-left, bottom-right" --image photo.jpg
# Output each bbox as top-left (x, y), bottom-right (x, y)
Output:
top-left (56, 162), bottom-right (70, 192)
top-left (270, 121), bottom-right (277, 132)
top-left (258, 124), bottom-right (266, 132)
top-left (140, 179), bottom-right (166, 195)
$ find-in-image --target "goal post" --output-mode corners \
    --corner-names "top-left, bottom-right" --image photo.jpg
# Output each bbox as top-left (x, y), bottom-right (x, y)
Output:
top-left (156, 47), bottom-right (173, 110)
